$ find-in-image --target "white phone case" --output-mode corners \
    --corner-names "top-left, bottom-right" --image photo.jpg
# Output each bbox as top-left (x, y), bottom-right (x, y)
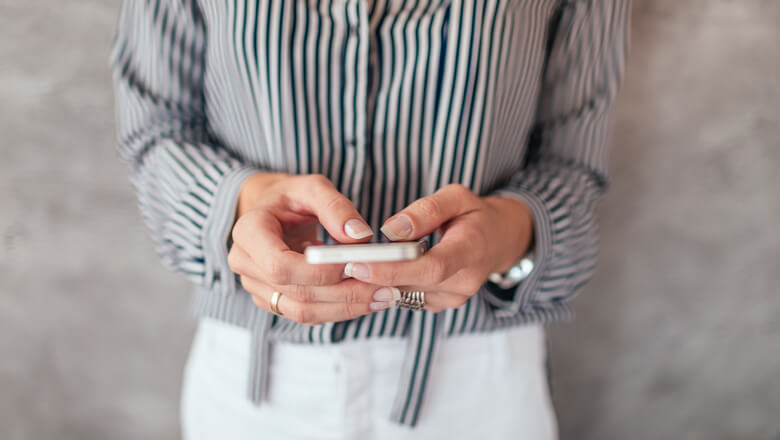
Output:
top-left (304, 240), bottom-right (427, 264)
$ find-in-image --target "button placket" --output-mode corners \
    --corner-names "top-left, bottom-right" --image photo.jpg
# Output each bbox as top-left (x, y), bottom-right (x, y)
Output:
top-left (348, 0), bottom-right (370, 211)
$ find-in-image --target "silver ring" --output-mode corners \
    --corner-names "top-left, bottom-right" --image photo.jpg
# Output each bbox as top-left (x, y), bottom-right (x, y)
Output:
top-left (398, 290), bottom-right (425, 311)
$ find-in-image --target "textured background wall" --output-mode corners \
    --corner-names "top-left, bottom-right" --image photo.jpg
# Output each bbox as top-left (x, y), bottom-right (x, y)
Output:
top-left (1, 1), bottom-right (778, 439)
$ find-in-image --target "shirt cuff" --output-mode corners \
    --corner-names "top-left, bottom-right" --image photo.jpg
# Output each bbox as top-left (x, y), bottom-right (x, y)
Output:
top-left (203, 167), bottom-right (260, 296)
top-left (486, 188), bottom-right (553, 315)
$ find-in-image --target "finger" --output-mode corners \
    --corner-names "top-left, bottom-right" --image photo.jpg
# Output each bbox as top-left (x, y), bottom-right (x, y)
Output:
top-left (232, 211), bottom-right (345, 285)
top-left (380, 184), bottom-right (481, 241)
top-left (344, 237), bottom-right (468, 287)
top-left (401, 290), bottom-right (470, 312)
top-left (228, 244), bottom-right (258, 278)
top-left (289, 175), bottom-right (374, 243)
top-left (241, 277), bottom-right (393, 325)
top-left (269, 279), bottom-right (401, 304)
top-left (234, 246), bottom-right (401, 303)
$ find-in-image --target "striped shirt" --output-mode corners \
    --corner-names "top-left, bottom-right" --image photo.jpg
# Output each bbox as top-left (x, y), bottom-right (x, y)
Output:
top-left (112, 0), bottom-right (629, 427)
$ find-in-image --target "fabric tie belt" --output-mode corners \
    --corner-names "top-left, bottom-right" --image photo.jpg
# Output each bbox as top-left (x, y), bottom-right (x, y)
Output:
top-left (246, 309), bottom-right (441, 427)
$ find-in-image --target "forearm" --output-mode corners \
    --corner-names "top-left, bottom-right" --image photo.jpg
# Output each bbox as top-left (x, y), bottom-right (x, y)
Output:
top-left (112, 0), bottom-right (258, 293)
top-left (483, 0), bottom-right (629, 310)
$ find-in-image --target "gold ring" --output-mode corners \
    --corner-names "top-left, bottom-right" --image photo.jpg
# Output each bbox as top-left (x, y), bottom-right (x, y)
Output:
top-left (270, 290), bottom-right (284, 316)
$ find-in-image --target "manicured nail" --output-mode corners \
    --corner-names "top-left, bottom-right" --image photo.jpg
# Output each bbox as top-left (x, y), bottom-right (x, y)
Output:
top-left (373, 287), bottom-right (401, 303)
top-left (344, 218), bottom-right (374, 239)
top-left (380, 215), bottom-right (413, 241)
top-left (370, 301), bottom-right (393, 311)
top-left (343, 262), bottom-right (370, 280)
top-left (301, 241), bottom-right (312, 248)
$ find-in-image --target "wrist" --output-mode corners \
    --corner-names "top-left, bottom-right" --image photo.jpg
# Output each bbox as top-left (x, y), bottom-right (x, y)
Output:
top-left (237, 171), bottom-right (288, 218)
top-left (482, 195), bottom-right (535, 273)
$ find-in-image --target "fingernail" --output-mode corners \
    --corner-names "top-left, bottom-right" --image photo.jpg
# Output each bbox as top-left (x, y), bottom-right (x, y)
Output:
top-left (344, 219), bottom-right (374, 239)
top-left (301, 241), bottom-right (312, 248)
top-left (343, 262), bottom-right (370, 280)
top-left (373, 287), bottom-right (401, 303)
top-left (381, 215), bottom-right (413, 241)
top-left (370, 301), bottom-right (393, 311)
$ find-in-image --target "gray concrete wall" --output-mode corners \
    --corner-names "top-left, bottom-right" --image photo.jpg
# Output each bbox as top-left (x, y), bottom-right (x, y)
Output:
top-left (1, 1), bottom-right (777, 439)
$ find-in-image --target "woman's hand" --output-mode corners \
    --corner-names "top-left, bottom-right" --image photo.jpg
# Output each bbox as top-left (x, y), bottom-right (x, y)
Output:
top-left (228, 173), bottom-right (400, 325)
top-left (342, 184), bottom-right (534, 313)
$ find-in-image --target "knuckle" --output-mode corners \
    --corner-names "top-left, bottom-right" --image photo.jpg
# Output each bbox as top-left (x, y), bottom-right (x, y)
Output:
top-left (231, 218), bottom-right (246, 243)
top-left (244, 209), bottom-right (263, 226)
top-left (429, 259), bottom-right (449, 284)
top-left (343, 302), bottom-right (362, 319)
top-left (251, 296), bottom-right (264, 309)
top-left (313, 267), bottom-right (335, 286)
top-left (415, 197), bottom-right (443, 219)
top-left (446, 183), bottom-right (469, 195)
top-left (344, 284), bottom-right (362, 305)
top-left (310, 269), bottom-right (325, 286)
top-left (291, 284), bottom-right (314, 303)
top-left (326, 269), bottom-right (344, 285)
top-left (324, 192), bottom-right (348, 212)
top-left (249, 291), bottom-right (265, 309)
top-left (287, 303), bottom-right (310, 324)
top-left (240, 275), bottom-right (260, 294)
top-left (227, 249), bottom-right (240, 273)
top-left (307, 174), bottom-right (332, 188)
top-left (377, 268), bottom-right (400, 287)
top-left (230, 225), bottom-right (240, 244)
top-left (266, 259), bottom-right (290, 285)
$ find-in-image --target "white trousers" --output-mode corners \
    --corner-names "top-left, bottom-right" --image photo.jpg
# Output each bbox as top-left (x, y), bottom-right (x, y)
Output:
top-left (181, 318), bottom-right (558, 440)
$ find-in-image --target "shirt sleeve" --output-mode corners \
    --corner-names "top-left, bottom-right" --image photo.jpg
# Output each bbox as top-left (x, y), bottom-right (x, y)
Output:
top-left (111, 0), bottom-right (258, 296)
top-left (488, 0), bottom-right (630, 313)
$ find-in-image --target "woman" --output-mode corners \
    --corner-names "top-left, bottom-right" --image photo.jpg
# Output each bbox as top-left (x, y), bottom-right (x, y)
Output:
top-left (112, 0), bottom-right (629, 438)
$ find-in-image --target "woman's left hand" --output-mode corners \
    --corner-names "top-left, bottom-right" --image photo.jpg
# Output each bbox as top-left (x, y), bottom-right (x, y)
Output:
top-left (342, 184), bottom-right (535, 312)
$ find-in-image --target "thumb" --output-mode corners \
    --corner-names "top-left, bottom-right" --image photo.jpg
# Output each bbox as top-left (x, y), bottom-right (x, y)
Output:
top-left (290, 175), bottom-right (373, 243)
top-left (381, 184), bottom-right (480, 241)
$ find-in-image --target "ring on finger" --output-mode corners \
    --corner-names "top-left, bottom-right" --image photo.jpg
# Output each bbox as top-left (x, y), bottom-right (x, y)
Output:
top-left (397, 290), bottom-right (425, 311)
top-left (270, 290), bottom-right (284, 316)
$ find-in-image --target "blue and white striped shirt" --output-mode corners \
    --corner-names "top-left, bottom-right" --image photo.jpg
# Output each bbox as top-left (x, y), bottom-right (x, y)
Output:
top-left (112, 0), bottom-right (629, 426)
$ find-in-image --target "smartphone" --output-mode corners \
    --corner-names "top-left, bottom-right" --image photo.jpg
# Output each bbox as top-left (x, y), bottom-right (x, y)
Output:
top-left (304, 240), bottom-right (427, 264)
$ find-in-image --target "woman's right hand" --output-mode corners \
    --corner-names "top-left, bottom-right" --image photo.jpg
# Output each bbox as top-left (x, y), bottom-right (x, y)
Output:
top-left (228, 173), bottom-right (400, 325)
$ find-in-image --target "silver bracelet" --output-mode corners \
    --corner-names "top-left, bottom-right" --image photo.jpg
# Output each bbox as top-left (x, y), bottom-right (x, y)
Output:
top-left (487, 252), bottom-right (535, 289)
